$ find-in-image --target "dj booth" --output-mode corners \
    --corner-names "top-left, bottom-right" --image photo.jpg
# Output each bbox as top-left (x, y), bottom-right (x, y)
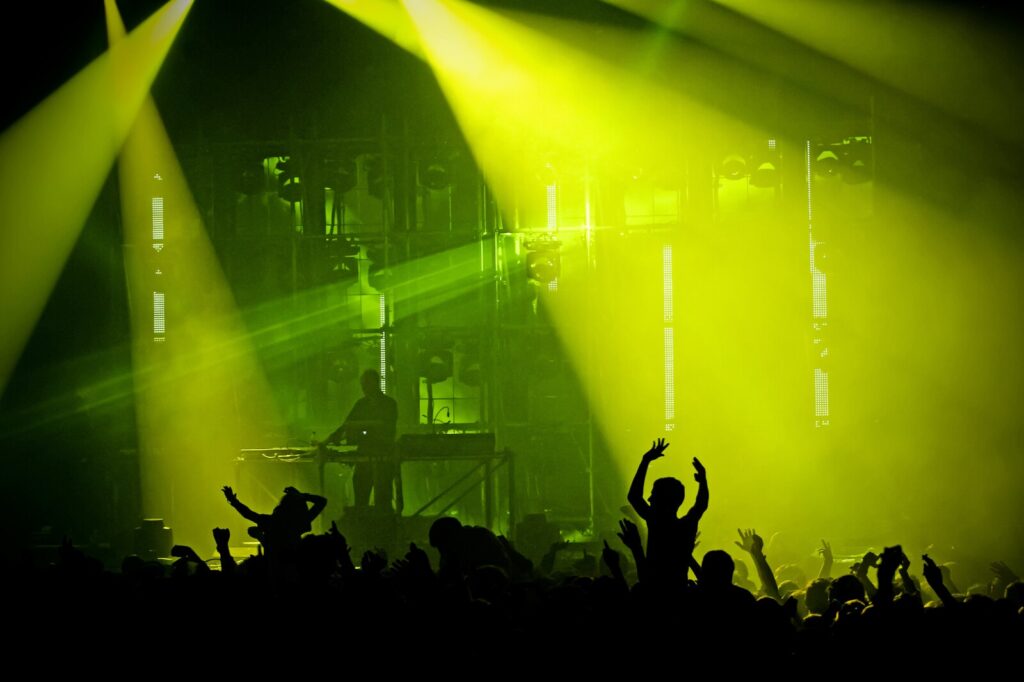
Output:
top-left (236, 433), bottom-right (515, 534)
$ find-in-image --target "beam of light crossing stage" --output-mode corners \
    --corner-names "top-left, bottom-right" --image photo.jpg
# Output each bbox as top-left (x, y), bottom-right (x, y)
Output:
top-left (599, 1), bottom-right (1022, 193)
top-left (599, 0), bottom-right (878, 112)
top-left (0, 237), bottom-right (492, 451)
top-left (323, 0), bottom-right (425, 58)
top-left (232, 241), bottom-right (491, 365)
top-left (709, 0), bottom-right (1024, 146)
top-left (107, 0), bottom-right (280, 546)
top-left (401, 0), bottom-right (764, 201)
top-left (0, 0), bottom-right (193, 397)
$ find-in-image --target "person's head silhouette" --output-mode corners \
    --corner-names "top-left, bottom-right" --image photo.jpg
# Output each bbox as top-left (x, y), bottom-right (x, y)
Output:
top-left (649, 476), bottom-right (685, 515)
top-left (360, 369), bottom-right (382, 396)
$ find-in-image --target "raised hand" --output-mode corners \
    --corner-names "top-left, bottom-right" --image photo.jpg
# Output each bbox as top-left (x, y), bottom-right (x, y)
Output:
top-left (222, 485), bottom-right (237, 503)
top-left (692, 457), bottom-right (706, 483)
top-left (735, 528), bottom-right (764, 556)
top-left (602, 539), bottom-right (622, 575)
top-left (617, 519), bottom-right (642, 553)
top-left (212, 527), bottom-right (230, 547)
top-left (818, 540), bottom-right (833, 563)
top-left (854, 551), bottom-right (879, 575)
top-left (283, 486), bottom-right (300, 497)
top-left (643, 438), bottom-right (670, 463)
top-left (922, 554), bottom-right (943, 589)
top-left (990, 560), bottom-right (1020, 585)
top-left (879, 545), bottom-right (902, 570)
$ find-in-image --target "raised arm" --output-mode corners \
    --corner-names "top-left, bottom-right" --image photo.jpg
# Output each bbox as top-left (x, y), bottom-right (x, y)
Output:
top-left (689, 457), bottom-right (709, 519)
top-left (874, 545), bottom-right (902, 606)
top-left (602, 540), bottom-right (628, 589)
top-left (222, 486), bottom-right (261, 524)
top-left (817, 540), bottom-right (833, 580)
top-left (213, 527), bottom-right (236, 574)
top-left (628, 439), bottom-right (669, 519)
top-left (898, 550), bottom-right (918, 597)
top-left (735, 528), bottom-right (780, 601)
top-left (854, 551), bottom-right (879, 601)
top-left (285, 486), bottom-right (327, 523)
top-left (922, 554), bottom-right (958, 609)
top-left (306, 493), bottom-right (327, 521)
top-left (617, 518), bottom-right (646, 583)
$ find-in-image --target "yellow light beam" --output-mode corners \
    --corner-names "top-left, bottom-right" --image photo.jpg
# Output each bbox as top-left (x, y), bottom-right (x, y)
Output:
top-left (401, 0), bottom-right (762, 219)
top-left (1, 234), bottom-right (493, 446)
top-left (0, 0), bottom-right (194, 395)
top-left (108, 0), bottom-right (280, 546)
top-left (323, 0), bottom-right (424, 58)
top-left (396, 2), bottom-right (817, 492)
top-left (600, 0), bottom-right (876, 111)
top-left (711, 0), bottom-right (1024, 145)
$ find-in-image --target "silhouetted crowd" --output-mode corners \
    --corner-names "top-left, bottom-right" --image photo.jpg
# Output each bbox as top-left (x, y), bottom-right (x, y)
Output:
top-left (5, 440), bottom-right (1021, 667)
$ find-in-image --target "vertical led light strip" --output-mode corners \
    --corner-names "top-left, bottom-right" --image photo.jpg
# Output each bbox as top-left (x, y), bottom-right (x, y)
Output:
top-left (546, 183), bottom-right (558, 292)
top-left (152, 291), bottom-right (165, 341)
top-left (807, 141), bottom-right (830, 426)
top-left (378, 293), bottom-right (387, 393)
top-left (663, 244), bottom-right (675, 429)
top-left (546, 183), bottom-right (557, 231)
top-left (152, 186), bottom-right (165, 343)
top-left (814, 368), bottom-right (829, 418)
top-left (812, 271), bottom-right (828, 318)
top-left (151, 197), bottom-right (164, 241)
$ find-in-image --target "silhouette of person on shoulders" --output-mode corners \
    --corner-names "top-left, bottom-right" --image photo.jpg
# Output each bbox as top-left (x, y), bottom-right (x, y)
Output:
top-left (222, 485), bottom-right (327, 557)
top-left (627, 438), bottom-right (708, 588)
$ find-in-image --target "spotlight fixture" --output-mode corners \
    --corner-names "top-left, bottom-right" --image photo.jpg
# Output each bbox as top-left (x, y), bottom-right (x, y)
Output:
top-left (326, 158), bottom-right (358, 194)
top-left (749, 159), bottom-right (779, 188)
top-left (418, 349), bottom-right (453, 384)
top-left (419, 157), bottom-right (451, 191)
top-left (716, 153), bottom-right (747, 181)
top-left (458, 342), bottom-right (482, 387)
top-left (326, 238), bottom-right (360, 281)
top-left (367, 246), bottom-right (392, 291)
top-left (525, 239), bottom-right (561, 284)
top-left (276, 157), bottom-right (303, 203)
top-left (841, 139), bottom-right (872, 185)
top-left (814, 147), bottom-right (841, 179)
